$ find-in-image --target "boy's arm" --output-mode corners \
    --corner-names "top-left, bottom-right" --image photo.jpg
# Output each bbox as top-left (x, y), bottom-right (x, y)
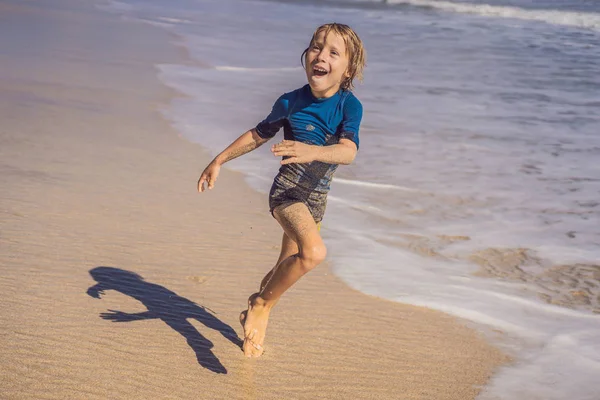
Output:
top-left (271, 138), bottom-right (357, 166)
top-left (215, 128), bottom-right (269, 165)
top-left (198, 128), bottom-right (268, 192)
top-left (100, 310), bottom-right (157, 322)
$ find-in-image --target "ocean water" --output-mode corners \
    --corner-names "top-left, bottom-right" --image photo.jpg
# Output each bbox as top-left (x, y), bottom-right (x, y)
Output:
top-left (100, 0), bottom-right (600, 398)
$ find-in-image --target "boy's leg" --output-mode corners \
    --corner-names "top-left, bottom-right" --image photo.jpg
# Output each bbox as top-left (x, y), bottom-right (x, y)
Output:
top-left (241, 202), bottom-right (326, 357)
top-left (260, 232), bottom-right (299, 291)
top-left (239, 233), bottom-right (298, 331)
top-left (262, 203), bottom-right (325, 301)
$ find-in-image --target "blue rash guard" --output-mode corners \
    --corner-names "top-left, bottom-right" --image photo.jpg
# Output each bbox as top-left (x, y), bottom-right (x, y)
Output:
top-left (255, 84), bottom-right (363, 222)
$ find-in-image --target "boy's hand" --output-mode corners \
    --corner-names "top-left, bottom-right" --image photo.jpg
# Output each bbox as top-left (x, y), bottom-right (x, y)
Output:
top-left (86, 286), bottom-right (104, 299)
top-left (198, 161), bottom-right (221, 192)
top-left (271, 140), bottom-right (316, 165)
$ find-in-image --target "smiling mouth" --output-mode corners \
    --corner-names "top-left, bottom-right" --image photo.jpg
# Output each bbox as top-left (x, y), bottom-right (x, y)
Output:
top-left (313, 66), bottom-right (328, 77)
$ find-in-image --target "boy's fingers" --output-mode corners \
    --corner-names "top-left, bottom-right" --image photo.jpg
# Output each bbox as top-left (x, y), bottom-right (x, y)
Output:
top-left (198, 175), bottom-right (208, 192)
top-left (273, 140), bottom-right (293, 149)
top-left (281, 157), bottom-right (297, 165)
top-left (272, 149), bottom-right (295, 157)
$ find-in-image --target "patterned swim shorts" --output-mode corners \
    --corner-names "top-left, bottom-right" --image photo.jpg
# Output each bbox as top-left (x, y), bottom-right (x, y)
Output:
top-left (268, 164), bottom-right (330, 223)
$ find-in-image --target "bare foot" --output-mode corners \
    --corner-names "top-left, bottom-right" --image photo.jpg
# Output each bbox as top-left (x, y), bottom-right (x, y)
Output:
top-left (239, 293), bottom-right (270, 357)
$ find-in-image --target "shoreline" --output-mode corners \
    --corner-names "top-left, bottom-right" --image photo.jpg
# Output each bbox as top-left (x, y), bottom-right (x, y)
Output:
top-left (0, 1), bottom-right (509, 399)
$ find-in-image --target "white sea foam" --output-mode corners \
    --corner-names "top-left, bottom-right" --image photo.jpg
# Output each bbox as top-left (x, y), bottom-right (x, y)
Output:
top-left (156, 16), bottom-right (192, 24)
top-left (333, 177), bottom-right (423, 192)
top-left (323, 223), bottom-right (600, 400)
top-left (388, 0), bottom-right (600, 31)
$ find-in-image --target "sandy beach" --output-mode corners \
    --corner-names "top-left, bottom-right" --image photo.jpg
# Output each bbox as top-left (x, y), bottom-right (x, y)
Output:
top-left (0, 1), bottom-right (508, 399)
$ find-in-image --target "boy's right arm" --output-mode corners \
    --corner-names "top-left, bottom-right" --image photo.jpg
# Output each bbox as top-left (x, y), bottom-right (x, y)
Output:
top-left (197, 128), bottom-right (268, 192)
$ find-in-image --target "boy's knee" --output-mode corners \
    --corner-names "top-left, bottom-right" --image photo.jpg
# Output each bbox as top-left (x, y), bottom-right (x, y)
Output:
top-left (299, 243), bottom-right (327, 271)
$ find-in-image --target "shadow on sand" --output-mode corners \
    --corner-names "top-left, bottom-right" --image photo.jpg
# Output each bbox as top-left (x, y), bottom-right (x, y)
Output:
top-left (86, 266), bottom-right (242, 374)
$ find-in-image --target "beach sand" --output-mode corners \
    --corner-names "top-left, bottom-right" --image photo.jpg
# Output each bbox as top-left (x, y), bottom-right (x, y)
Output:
top-left (0, 1), bottom-right (509, 399)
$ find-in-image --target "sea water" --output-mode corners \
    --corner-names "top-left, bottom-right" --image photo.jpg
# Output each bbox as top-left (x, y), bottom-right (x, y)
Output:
top-left (100, 0), bottom-right (600, 398)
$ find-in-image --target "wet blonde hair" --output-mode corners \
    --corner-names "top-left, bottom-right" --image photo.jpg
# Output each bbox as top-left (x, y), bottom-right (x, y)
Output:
top-left (302, 23), bottom-right (366, 91)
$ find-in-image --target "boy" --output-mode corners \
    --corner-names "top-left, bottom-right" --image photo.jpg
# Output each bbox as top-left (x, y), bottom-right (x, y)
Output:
top-left (198, 23), bottom-right (366, 357)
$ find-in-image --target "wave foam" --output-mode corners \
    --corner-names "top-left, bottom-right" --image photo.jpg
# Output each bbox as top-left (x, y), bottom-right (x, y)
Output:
top-left (334, 177), bottom-right (423, 192)
top-left (388, 0), bottom-right (600, 31)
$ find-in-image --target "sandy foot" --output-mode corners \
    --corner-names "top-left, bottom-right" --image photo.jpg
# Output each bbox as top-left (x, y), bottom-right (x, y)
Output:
top-left (239, 293), bottom-right (270, 357)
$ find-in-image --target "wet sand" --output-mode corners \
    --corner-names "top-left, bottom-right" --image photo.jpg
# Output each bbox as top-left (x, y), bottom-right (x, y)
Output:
top-left (0, 1), bottom-right (508, 398)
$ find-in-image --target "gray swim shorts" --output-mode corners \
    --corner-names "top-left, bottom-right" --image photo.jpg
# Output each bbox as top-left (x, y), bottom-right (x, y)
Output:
top-left (268, 162), bottom-right (335, 223)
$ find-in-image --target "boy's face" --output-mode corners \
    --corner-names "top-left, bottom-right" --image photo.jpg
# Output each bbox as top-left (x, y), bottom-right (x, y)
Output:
top-left (305, 30), bottom-right (350, 98)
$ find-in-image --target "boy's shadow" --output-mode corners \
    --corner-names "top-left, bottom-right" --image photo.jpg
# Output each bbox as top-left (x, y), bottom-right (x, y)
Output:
top-left (86, 266), bottom-right (242, 374)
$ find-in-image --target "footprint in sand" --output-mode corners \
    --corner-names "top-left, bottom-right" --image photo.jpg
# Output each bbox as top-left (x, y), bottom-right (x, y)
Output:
top-left (187, 275), bottom-right (209, 284)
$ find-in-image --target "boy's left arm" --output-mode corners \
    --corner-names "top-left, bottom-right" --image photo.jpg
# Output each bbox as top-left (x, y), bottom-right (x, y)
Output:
top-left (271, 139), bottom-right (357, 165)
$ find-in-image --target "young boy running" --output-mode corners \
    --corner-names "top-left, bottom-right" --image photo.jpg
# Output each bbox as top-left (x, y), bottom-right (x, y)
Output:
top-left (198, 23), bottom-right (366, 357)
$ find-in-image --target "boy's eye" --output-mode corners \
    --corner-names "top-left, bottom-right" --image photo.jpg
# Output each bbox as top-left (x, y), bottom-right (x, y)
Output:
top-left (331, 51), bottom-right (339, 56)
